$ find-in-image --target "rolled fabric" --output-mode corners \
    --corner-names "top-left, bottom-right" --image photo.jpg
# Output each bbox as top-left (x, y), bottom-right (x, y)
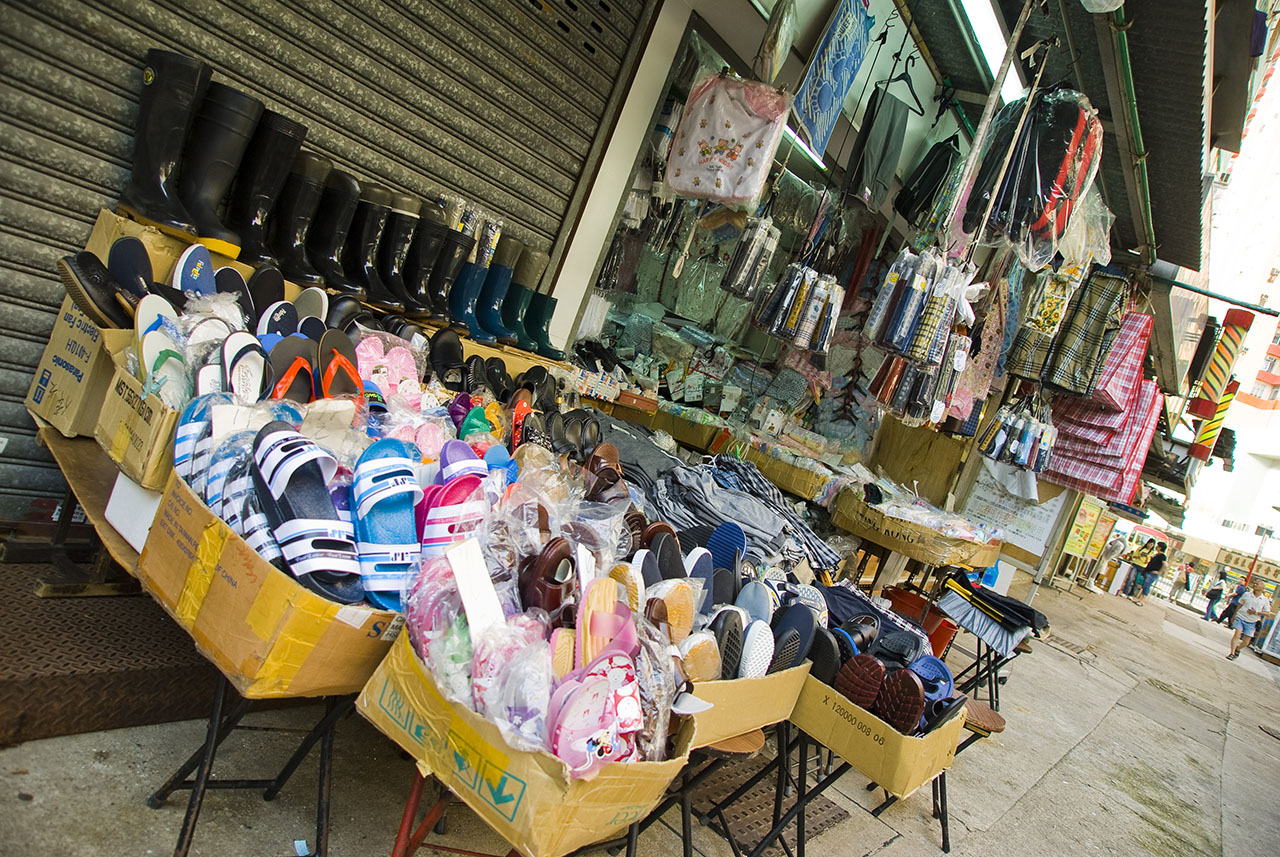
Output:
top-left (1188, 308), bottom-right (1253, 419)
top-left (1190, 378), bottom-right (1238, 461)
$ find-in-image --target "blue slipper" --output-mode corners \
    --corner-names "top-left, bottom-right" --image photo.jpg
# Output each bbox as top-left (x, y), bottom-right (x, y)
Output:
top-left (353, 438), bottom-right (424, 611)
top-left (173, 243), bottom-right (215, 295)
top-left (173, 392), bottom-right (232, 494)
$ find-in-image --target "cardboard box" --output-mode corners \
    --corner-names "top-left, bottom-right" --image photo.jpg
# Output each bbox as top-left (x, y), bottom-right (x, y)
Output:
top-left (93, 330), bottom-right (179, 491)
top-left (651, 410), bottom-right (720, 452)
top-left (831, 489), bottom-right (1002, 568)
top-left (616, 391), bottom-right (658, 412)
top-left (691, 663), bottom-right (810, 748)
top-left (789, 675), bottom-right (966, 798)
top-left (25, 297), bottom-right (115, 438)
top-left (358, 634), bottom-right (692, 857)
top-left (609, 402), bottom-right (657, 430)
top-left (138, 472), bottom-right (400, 698)
top-left (104, 470), bottom-right (163, 555)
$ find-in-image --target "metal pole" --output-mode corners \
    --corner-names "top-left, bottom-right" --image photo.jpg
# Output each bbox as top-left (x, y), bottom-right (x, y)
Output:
top-left (937, 0), bottom-right (1040, 241)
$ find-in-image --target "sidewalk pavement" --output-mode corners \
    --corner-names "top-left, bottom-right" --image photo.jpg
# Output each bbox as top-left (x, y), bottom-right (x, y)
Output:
top-left (1, 571), bottom-right (1277, 856)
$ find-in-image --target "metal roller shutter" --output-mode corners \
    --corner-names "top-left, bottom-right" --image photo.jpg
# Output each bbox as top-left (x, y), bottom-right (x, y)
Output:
top-left (0, 0), bottom-right (655, 523)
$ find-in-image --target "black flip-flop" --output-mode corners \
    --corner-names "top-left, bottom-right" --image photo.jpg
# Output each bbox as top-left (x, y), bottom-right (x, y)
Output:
top-left (107, 236), bottom-right (153, 300)
top-left (429, 327), bottom-right (465, 391)
top-left (299, 316), bottom-right (328, 341)
top-left (808, 627), bottom-right (841, 685)
top-left (250, 420), bottom-right (364, 604)
top-left (710, 607), bottom-right (744, 680)
top-left (316, 328), bottom-right (362, 398)
top-left (214, 266), bottom-right (257, 328)
top-left (269, 335), bottom-right (317, 403)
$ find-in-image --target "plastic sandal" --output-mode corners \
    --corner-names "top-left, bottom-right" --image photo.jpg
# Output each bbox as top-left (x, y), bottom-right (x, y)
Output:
top-left (419, 474), bottom-right (486, 558)
top-left (204, 429), bottom-right (255, 510)
top-left (437, 438), bottom-right (488, 483)
top-left (221, 331), bottom-right (274, 403)
top-left (353, 438), bottom-right (424, 611)
top-left (214, 266), bottom-right (256, 327)
top-left (269, 335), bottom-right (317, 403)
top-left (315, 328), bottom-right (362, 398)
top-left (141, 329), bottom-right (189, 410)
top-left (221, 454), bottom-right (284, 568)
top-left (247, 263), bottom-right (285, 315)
top-left (250, 421), bottom-right (364, 603)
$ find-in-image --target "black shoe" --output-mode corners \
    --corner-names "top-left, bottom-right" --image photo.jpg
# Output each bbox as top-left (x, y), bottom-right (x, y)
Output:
top-left (226, 110), bottom-right (308, 267)
top-left (177, 82), bottom-right (264, 258)
top-left (117, 50), bottom-right (212, 239)
top-left (430, 327), bottom-right (466, 391)
top-left (57, 252), bottom-right (133, 329)
top-left (307, 170), bottom-right (363, 298)
top-left (269, 150), bottom-right (331, 285)
top-left (463, 355), bottom-right (488, 396)
top-left (343, 185), bottom-right (401, 311)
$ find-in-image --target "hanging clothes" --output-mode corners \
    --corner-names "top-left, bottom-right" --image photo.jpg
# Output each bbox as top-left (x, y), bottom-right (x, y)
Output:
top-left (893, 134), bottom-right (961, 226)
top-left (843, 87), bottom-right (910, 210)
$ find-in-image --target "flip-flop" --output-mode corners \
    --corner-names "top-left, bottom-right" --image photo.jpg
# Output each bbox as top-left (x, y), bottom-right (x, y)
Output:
top-left (738, 619), bottom-right (775, 678)
top-left (706, 521), bottom-right (748, 575)
top-left (419, 474), bottom-right (486, 559)
top-left (221, 331), bottom-right (274, 403)
top-left (736, 580), bottom-right (775, 623)
top-left (247, 264), bottom-right (286, 315)
top-left (632, 548), bottom-right (661, 588)
top-left (429, 327), bottom-right (465, 391)
top-left (808, 627), bottom-right (841, 685)
top-left (186, 316), bottom-right (234, 350)
top-left (57, 252), bottom-right (134, 329)
top-left (173, 243), bottom-right (214, 295)
top-left (214, 266), bottom-right (255, 327)
top-left (173, 392), bottom-right (231, 487)
top-left (353, 438), bottom-right (424, 611)
top-left (710, 607), bottom-right (744, 680)
top-left (834, 654), bottom-right (886, 708)
top-left (294, 286), bottom-right (329, 321)
top-left (135, 293), bottom-right (181, 342)
top-left (437, 438), bottom-right (488, 483)
top-left (204, 429), bottom-right (255, 510)
top-left (250, 421), bottom-right (364, 603)
top-left (269, 335), bottom-right (317, 403)
top-left (107, 236), bottom-right (154, 300)
top-left (872, 668), bottom-right (927, 734)
top-left (679, 631), bottom-right (721, 683)
top-left (299, 316), bottom-right (327, 341)
top-left (316, 328), bottom-right (362, 398)
top-left (140, 329), bottom-right (189, 410)
top-left (650, 531), bottom-right (685, 580)
top-left (256, 300), bottom-right (299, 337)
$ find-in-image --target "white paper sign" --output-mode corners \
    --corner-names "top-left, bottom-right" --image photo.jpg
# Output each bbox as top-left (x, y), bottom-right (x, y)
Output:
top-left (447, 539), bottom-right (505, 639)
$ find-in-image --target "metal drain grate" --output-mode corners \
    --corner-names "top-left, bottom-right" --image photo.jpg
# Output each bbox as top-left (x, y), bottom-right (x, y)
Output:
top-left (689, 754), bottom-right (850, 856)
top-left (0, 562), bottom-right (218, 745)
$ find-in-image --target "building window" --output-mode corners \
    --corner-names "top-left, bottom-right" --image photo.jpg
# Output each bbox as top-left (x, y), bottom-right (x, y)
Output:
top-left (1252, 381), bottom-right (1270, 398)
top-left (1273, 327), bottom-right (1280, 345)
top-left (1273, 386), bottom-right (1280, 400)
top-left (1266, 356), bottom-right (1279, 374)
top-left (1222, 520), bottom-right (1250, 533)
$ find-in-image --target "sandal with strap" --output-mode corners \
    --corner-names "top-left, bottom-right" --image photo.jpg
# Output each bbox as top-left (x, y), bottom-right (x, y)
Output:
top-left (250, 421), bottom-right (364, 604)
top-left (222, 331), bottom-right (274, 403)
top-left (173, 392), bottom-right (231, 488)
top-left (353, 439), bottom-right (424, 611)
top-left (419, 474), bottom-right (487, 559)
top-left (269, 335), bottom-right (317, 403)
top-left (316, 328), bottom-right (362, 399)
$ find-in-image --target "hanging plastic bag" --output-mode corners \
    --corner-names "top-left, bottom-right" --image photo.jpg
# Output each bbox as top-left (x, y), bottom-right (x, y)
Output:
top-left (863, 248), bottom-right (919, 343)
top-left (753, 0), bottom-right (798, 85)
top-left (882, 251), bottom-right (940, 354)
top-left (666, 72), bottom-right (792, 208)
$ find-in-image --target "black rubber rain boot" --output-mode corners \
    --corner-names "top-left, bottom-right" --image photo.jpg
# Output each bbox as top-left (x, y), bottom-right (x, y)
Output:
top-left (177, 82), bottom-right (264, 259)
top-left (226, 110), bottom-right (307, 267)
top-left (428, 229), bottom-right (474, 322)
top-left (307, 170), bottom-right (363, 298)
top-left (117, 50), bottom-right (212, 239)
top-left (377, 191), bottom-right (430, 316)
top-left (476, 236), bottom-right (524, 344)
top-left (507, 250), bottom-right (549, 352)
top-left (343, 185), bottom-right (402, 311)
top-left (268, 150), bottom-right (331, 285)
top-left (404, 201), bottom-right (450, 320)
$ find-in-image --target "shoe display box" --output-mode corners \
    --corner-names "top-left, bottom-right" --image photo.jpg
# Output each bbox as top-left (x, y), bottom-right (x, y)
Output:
top-left (25, 296), bottom-right (117, 438)
top-left (789, 674), bottom-right (967, 798)
top-left (690, 662), bottom-right (810, 748)
top-left (94, 328), bottom-right (181, 490)
top-left (358, 634), bottom-right (693, 857)
top-left (138, 471), bottom-right (400, 698)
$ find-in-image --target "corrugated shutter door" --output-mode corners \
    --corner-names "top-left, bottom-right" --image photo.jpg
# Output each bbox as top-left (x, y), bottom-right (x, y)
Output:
top-left (0, 0), bottom-right (652, 522)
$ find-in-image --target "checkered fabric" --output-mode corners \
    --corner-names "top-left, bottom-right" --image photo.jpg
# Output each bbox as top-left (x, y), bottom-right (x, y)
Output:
top-left (1041, 271), bottom-right (1128, 394)
top-left (1090, 313), bottom-right (1152, 411)
top-left (1043, 380), bottom-right (1160, 503)
top-left (711, 454), bottom-right (843, 571)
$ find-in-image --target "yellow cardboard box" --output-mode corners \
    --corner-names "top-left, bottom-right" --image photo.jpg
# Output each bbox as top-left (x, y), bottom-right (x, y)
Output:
top-left (358, 634), bottom-right (692, 857)
top-left (691, 663), bottom-right (810, 748)
top-left (831, 488), bottom-right (1002, 568)
top-left (25, 296), bottom-right (115, 438)
top-left (651, 410), bottom-right (720, 451)
top-left (789, 674), bottom-right (966, 798)
top-left (93, 329), bottom-right (179, 491)
top-left (138, 472), bottom-right (400, 698)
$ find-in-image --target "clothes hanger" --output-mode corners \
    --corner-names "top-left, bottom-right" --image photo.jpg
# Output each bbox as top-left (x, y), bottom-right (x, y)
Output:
top-left (877, 53), bottom-right (925, 116)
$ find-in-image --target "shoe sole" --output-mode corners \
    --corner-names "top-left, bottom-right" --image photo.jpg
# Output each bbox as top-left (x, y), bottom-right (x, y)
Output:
top-left (115, 203), bottom-right (197, 241)
top-left (57, 257), bottom-right (121, 329)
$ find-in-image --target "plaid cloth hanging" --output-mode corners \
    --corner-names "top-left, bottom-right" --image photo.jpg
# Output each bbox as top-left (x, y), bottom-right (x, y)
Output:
top-left (1089, 312), bottom-right (1152, 411)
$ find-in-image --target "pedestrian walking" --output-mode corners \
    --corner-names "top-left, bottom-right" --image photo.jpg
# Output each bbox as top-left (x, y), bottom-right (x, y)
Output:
top-left (1178, 561), bottom-right (1196, 602)
top-left (1227, 579), bottom-right (1275, 659)
top-left (1132, 542), bottom-right (1166, 607)
top-left (1123, 539), bottom-right (1156, 598)
top-left (1204, 572), bottom-right (1227, 621)
top-left (1217, 580), bottom-right (1248, 626)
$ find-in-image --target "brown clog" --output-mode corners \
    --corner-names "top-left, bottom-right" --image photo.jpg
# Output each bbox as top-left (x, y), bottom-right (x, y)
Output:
top-left (518, 536), bottom-right (574, 621)
top-left (641, 521), bottom-right (678, 550)
top-left (834, 654), bottom-right (885, 708)
top-left (872, 668), bottom-right (927, 734)
top-left (585, 441), bottom-right (621, 475)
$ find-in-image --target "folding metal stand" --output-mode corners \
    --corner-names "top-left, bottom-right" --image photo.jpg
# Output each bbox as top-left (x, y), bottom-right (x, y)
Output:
top-left (147, 677), bottom-right (353, 857)
top-left (865, 772), bottom-right (951, 852)
top-left (33, 489), bottom-right (139, 597)
top-left (952, 638), bottom-right (1017, 711)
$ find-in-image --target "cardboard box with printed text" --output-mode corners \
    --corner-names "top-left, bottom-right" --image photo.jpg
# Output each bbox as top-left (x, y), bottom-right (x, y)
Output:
top-left (25, 297), bottom-right (115, 438)
top-left (94, 329), bottom-right (179, 491)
